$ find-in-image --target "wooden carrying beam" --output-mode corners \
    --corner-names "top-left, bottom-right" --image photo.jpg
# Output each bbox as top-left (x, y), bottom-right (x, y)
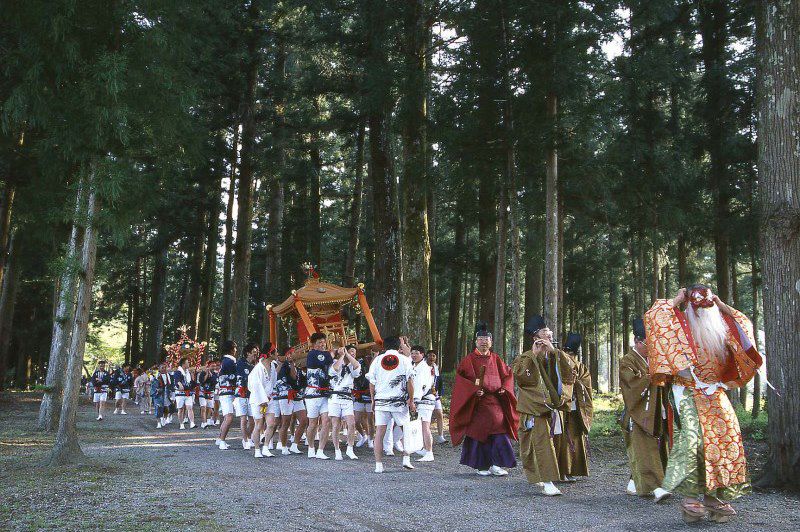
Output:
top-left (357, 288), bottom-right (382, 345)
top-left (295, 298), bottom-right (317, 337)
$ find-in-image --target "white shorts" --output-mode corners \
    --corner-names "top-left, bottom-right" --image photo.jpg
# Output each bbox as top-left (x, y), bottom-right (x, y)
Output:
top-left (305, 397), bottom-right (328, 419)
top-left (267, 399), bottom-right (281, 416)
top-left (176, 395), bottom-right (194, 409)
top-left (353, 402), bottom-right (371, 413)
top-left (416, 405), bottom-right (434, 423)
top-left (434, 398), bottom-right (443, 410)
top-left (278, 399), bottom-right (304, 416)
top-left (374, 408), bottom-right (410, 427)
top-left (114, 390), bottom-right (130, 400)
top-left (199, 396), bottom-right (214, 408)
top-left (250, 402), bottom-right (267, 420)
top-left (328, 401), bottom-right (354, 418)
top-left (219, 395), bottom-right (235, 416)
top-left (234, 397), bottom-right (252, 417)
top-left (93, 392), bottom-right (108, 403)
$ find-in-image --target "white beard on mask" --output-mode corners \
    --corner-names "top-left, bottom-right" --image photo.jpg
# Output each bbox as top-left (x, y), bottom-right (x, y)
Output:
top-left (685, 303), bottom-right (729, 364)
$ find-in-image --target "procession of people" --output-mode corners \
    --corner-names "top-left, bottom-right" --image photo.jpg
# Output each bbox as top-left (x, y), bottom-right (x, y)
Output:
top-left (85, 283), bottom-right (761, 524)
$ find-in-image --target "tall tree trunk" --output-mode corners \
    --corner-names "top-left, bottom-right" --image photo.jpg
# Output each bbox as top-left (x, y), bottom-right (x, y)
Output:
top-left (0, 233), bottom-right (20, 391)
top-left (757, 0), bottom-right (800, 488)
top-left (699, 0), bottom-right (732, 303)
top-left (0, 181), bottom-right (16, 289)
top-left (131, 256), bottom-right (142, 362)
top-left (544, 91), bottom-right (559, 336)
top-left (750, 244), bottom-right (761, 419)
top-left (221, 126), bottom-right (240, 344)
top-left (493, 177), bottom-right (508, 346)
top-left (400, 0), bottom-right (432, 346)
top-left (366, 0), bottom-right (402, 335)
top-left (145, 244), bottom-right (168, 366)
top-left (183, 214), bottom-right (206, 337)
top-left (38, 179), bottom-right (87, 429)
top-left (677, 233), bottom-right (688, 287)
top-left (309, 129), bottom-right (323, 269)
top-left (47, 179), bottom-right (99, 466)
top-left (198, 173), bottom-right (222, 343)
top-left (443, 211), bottom-right (466, 372)
top-left (590, 304), bottom-right (599, 392)
top-left (609, 276), bottom-right (618, 392)
top-left (344, 118), bottom-right (366, 288)
top-left (229, 1), bottom-right (262, 346)
top-left (622, 291), bottom-right (630, 351)
top-left (524, 260), bottom-right (543, 322)
top-left (261, 175), bottom-right (283, 346)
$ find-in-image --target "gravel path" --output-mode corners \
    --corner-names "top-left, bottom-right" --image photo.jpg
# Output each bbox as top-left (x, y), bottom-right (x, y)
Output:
top-left (1, 393), bottom-right (798, 531)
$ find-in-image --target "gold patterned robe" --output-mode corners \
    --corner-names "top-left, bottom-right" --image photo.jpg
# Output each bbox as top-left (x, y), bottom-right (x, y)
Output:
top-left (645, 300), bottom-right (762, 499)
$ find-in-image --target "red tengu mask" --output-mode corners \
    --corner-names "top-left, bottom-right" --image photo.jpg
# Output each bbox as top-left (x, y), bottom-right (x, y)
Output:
top-left (689, 288), bottom-right (714, 309)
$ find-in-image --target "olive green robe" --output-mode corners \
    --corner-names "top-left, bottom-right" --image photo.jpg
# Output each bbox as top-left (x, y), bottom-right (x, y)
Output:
top-left (555, 352), bottom-right (593, 477)
top-left (619, 347), bottom-right (669, 495)
top-left (513, 349), bottom-right (575, 484)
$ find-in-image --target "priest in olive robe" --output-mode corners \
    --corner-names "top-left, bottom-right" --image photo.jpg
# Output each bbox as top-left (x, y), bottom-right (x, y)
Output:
top-left (620, 318), bottom-right (671, 501)
top-left (512, 316), bottom-right (575, 497)
top-left (555, 333), bottom-right (593, 481)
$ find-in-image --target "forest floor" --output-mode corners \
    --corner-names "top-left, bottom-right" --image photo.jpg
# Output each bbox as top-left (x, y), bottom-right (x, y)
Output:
top-left (0, 392), bottom-right (798, 532)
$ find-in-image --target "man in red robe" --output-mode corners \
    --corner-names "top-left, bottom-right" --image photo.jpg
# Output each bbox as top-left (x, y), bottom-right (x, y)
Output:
top-left (450, 323), bottom-right (519, 476)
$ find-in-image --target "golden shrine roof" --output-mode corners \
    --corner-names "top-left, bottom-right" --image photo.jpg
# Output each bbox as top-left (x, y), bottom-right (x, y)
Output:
top-left (271, 278), bottom-right (359, 317)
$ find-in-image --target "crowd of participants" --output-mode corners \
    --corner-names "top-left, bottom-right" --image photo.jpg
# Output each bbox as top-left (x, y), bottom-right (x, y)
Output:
top-left (87, 333), bottom-right (448, 470)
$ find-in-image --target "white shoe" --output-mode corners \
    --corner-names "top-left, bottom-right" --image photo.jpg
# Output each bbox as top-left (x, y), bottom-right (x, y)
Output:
top-left (189, 422), bottom-right (196, 429)
top-left (395, 441), bottom-right (404, 453)
top-left (653, 488), bottom-right (671, 503)
top-left (215, 439), bottom-right (222, 446)
top-left (266, 441), bottom-right (274, 450)
top-left (289, 444), bottom-right (302, 454)
top-left (402, 456), bottom-right (414, 470)
top-left (308, 447), bottom-right (316, 458)
top-left (121, 410), bottom-right (128, 415)
top-left (156, 421), bottom-right (163, 429)
top-left (218, 441), bottom-right (230, 450)
top-left (315, 449), bottom-right (330, 460)
top-left (242, 439), bottom-right (250, 450)
top-left (417, 451), bottom-right (434, 462)
top-left (254, 449), bottom-right (263, 458)
top-left (335, 450), bottom-right (343, 461)
top-left (262, 446), bottom-right (274, 457)
top-left (167, 415), bottom-right (173, 423)
top-left (562, 475), bottom-right (577, 482)
top-left (282, 448), bottom-right (291, 456)
top-left (367, 439), bottom-right (374, 449)
top-left (346, 447), bottom-right (358, 460)
top-left (200, 421), bottom-right (207, 428)
top-left (114, 409), bottom-right (119, 415)
top-left (141, 411), bottom-right (146, 415)
top-left (179, 423), bottom-right (186, 430)
top-left (626, 479), bottom-right (637, 495)
top-left (277, 442), bottom-right (284, 450)
top-left (436, 435), bottom-right (447, 444)
top-left (384, 447), bottom-right (395, 456)
top-left (374, 462), bottom-right (384, 473)
top-left (414, 449), bottom-right (427, 456)
top-left (355, 435), bottom-right (366, 448)
top-left (97, 415), bottom-right (103, 421)
top-left (542, 482), bottom-right (562, 496)
top-left (215, 420), bottom-right (220, 426)
top-left (477, 470), bottom-right (491, 476)
top-left (490, 465), bottom-right (508, 476)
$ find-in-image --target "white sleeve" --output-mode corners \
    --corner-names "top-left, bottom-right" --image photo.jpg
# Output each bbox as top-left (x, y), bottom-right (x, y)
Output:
top-left (404, 358), bottom-right (415, 381)
top-left (365, 358), bottom-right (377, 384)
top-left (350, 364), bottom-right (362, 378)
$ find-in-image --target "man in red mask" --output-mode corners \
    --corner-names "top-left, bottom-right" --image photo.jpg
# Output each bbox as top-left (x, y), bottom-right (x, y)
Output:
top-left (645, 285), bottom-right (762, 523)
top-left (450, 322), bottom-right (518, 477)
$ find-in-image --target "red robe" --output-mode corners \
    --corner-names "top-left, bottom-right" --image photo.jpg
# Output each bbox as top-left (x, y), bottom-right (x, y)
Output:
top-left (450, 349), bottom-right (519, 445)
